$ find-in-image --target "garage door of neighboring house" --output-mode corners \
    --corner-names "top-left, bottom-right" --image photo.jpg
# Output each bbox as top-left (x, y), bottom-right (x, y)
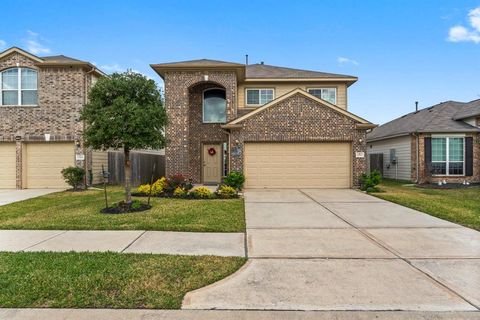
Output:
top-left (24, 142), bottom-right (75, 188)
top-left (0, 143), bottom-right (17, 188)
top-left (244, 142), bottom-right (351, 189)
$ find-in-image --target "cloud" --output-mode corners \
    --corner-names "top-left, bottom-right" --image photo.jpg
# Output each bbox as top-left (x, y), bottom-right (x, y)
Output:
top-left (447, 7), bottom-right (480, 43)
top-left (337, 57), bottom-right (359, 66)
top-left (100, 63), bottom-right (125, 73)
top-left (24, 30), bottom-right (51, 54)
top-left (0, 39), bottom-right (6, 49)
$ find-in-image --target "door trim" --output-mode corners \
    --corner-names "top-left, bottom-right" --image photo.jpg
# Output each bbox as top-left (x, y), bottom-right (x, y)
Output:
top-left (202, 143), bottom-right (222, 184)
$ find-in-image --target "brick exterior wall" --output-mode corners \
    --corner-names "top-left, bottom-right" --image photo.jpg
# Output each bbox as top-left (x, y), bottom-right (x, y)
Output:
top-left (0, 51), bottom-right (95, 188)
top-left (163, 71), bottom-right (237, 181)
top-left (229, 93), bottom-right (367, 187)
top-left (411, 133), bottom-right (480, 183)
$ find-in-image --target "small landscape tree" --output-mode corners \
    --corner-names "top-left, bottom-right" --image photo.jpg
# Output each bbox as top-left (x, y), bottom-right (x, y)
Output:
top-left (81, 72), bottom-right (167, 204)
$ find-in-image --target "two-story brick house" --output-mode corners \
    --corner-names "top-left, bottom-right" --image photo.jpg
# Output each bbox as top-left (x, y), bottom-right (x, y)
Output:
top-left (151, 59), bottom-right (375, 188)
top-left (0, 47), bottom-right (107, 189)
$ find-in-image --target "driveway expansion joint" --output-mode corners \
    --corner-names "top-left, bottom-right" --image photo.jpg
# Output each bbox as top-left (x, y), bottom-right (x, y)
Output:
top-left (298, 189), bottom-right (480, 311)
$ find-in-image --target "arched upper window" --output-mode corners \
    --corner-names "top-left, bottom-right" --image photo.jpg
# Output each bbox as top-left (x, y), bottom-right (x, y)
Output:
top-left (0, 68), bottom-right (38, 106)
top-left (203, 88), bottom-right (226, 123)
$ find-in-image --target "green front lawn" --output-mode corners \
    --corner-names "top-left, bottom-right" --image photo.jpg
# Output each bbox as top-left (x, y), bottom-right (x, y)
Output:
top-left (0, 252), bottom-right (246, 309)
top-left (0, 187), bottom-right (245, 232)
top-left (372, 180), bottom-right (480, 230)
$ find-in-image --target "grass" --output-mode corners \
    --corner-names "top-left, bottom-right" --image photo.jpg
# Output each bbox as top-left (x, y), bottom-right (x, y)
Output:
top-left (371, 179), bottom-right (480, 230)
top-left (0, 251), bottom-right (246, 309)
top-left (0, 186), bottom-right (245, 232)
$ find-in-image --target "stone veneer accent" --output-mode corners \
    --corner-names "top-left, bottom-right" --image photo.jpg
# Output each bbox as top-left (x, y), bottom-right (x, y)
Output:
top-left (411, 133), bottom-right (480, 183)
top-left (163, 71), bottom-right (237, 181)
top-left (228, 93), bottom-right (367, 187)
top-left (0, 51), bottom-right (96, 188)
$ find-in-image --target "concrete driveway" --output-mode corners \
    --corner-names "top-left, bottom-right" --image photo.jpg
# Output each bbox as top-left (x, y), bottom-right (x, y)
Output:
top-left (0, 189), bottom-right (63, 206)
top-left (183, 189), bottom-right (480, 312)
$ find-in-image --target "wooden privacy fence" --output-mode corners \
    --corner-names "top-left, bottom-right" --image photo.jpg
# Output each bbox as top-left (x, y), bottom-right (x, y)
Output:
top-left (107, 151), bottom-right (165, 186)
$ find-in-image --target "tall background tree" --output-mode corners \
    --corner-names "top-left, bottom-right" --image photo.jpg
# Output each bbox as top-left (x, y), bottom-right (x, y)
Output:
top-left (81, 72), bottom-right (167, 204)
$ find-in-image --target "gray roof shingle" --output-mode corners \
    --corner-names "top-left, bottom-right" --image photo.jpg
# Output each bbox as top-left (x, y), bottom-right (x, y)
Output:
top-left (41, 55), bottom-right (85, 63)
top-left (453, 99), bottom-right (480, 120)
top-left (367, 100), bottom-right (480, 141)
top-left (245, 63), bottom-right (356, 79)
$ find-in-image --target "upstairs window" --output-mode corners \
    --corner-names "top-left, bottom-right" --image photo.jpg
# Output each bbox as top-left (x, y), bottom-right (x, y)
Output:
top-left (203, 88), bottom-right (227, 123)
top-left (307, 88), bottom-right (337, 105)
top-left (0, 68), bottom-right (38, 106)
top-left (246, 88), bottom-right (274, 106)
top-left (431, 137), bottom-right (464, 175)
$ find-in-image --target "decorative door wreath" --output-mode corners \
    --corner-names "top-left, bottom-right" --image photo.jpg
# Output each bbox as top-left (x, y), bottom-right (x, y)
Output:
top-left (208, 147), bottom-right (216, 156)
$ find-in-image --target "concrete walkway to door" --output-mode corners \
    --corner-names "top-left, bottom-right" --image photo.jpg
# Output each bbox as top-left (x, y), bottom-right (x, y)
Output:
top-left (182, 189), bottom-right (480, 312)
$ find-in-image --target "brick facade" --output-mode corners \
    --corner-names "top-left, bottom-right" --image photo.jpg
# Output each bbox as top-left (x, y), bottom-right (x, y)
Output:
top-left (0, 51), bottom-right (96, 188)
top-left (162, 70), bottom-right (369, 187)
top-left (411, 133), bottom-right (480, 183)
top-left (229, 93), bottom-right (367, 187)
top-left (163, 71), bottom-right (237, 181)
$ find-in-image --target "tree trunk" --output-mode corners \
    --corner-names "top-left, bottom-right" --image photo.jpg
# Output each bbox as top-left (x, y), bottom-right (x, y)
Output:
top-left (124, 147), bottom-right (132, 204)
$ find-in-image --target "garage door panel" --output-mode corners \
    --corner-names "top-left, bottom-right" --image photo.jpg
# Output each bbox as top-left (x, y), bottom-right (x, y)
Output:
top-left (25, 143), bottom-right (74, 188)
top-left (244, 142), bottom-right (351, 189)
top-left (0, 143), bottom-right (16, 188)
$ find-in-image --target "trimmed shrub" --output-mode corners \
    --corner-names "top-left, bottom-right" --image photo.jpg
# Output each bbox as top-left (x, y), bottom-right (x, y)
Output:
top-left (191, 186), bottom-right (213, 199)
top-left (216, 185), bottom-right (237, 199)
top-left (173, 186), bottom-right (187, 198)
top-left (360, 170), bottom-right (382, 192)
top-left (136, 183), bottom-right (151, 194)
top-left (151, 177), bottom-right (167, 195)
top-left (223, 171), bottom-right (245, 191)
top-left (61, 166), bottom-right (85, 191)
top-left (164, 174), bottom-right (193, 195)
top-left (136, 177), bottom-right (166, 196)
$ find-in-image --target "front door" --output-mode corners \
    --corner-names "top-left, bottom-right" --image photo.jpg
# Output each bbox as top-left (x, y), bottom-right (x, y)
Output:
top-left (203, 144), bottom-right (222, 184)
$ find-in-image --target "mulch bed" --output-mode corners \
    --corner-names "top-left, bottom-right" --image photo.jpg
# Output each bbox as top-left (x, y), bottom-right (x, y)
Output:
top-left (100, 201), bottom-right (152, 214)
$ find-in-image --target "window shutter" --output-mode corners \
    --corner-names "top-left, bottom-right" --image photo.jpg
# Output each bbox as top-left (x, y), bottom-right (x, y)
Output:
top-left (465, 137), bottom-right (473, 176)
top-left (424, 137), bottom-right (432, 167)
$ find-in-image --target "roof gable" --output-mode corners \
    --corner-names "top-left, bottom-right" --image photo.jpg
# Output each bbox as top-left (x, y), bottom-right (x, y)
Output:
top-left (0, 47), bottom-right (43, 63)
top-left (226, 88), bottom-right (373, 127)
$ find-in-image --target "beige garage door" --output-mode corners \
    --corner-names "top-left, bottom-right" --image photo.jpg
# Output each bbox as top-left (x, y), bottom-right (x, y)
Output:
top-left (244, 142), bottom-right (351, 188)
top-left (25, 142), bottom-right (75, 188)
top-left (0, 143), bottom-right (16, 188)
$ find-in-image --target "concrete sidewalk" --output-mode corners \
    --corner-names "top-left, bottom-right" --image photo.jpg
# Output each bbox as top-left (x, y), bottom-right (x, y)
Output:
top-left (0, 230), bottom-right (245, 257)
top-left (2, 309), bottom-right (480, 320)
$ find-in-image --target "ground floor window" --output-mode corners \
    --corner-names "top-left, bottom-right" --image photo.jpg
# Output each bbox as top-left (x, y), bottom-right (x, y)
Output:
top-left (431, 137), bottom-right (464, 175)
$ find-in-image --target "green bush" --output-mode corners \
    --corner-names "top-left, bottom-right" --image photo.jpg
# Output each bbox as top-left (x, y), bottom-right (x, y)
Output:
top-left (223, 171), bottom-right (245, 191)
top-left (191, 187), bottom-right (213, 199)
top-left (216, 185), bottom-right (237, 199)
top-left (61, 166), bottom-right (85, 191)
top-left (360, 170), bottom-right (382, 192)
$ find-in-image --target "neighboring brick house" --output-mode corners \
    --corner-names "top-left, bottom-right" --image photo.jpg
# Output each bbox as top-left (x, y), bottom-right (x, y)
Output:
top-left (367, 100), bottom-right (480, 184)
top-left (151, 59), bottom-right (375, 188)
top-left (0, 47), bottom-right (107, 189)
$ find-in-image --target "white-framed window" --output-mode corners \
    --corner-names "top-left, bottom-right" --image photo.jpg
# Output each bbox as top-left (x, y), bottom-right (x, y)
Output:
top-left (203, 88), bottom-right (227, 123)
top-left (307, 88), bottom-right (337, 105)
top-left (431, 136), bottom-right (465, 176)
top-left (246, 88), bottom-right (274, 106)
top-left (0, 67), bottom-right (38, 106)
